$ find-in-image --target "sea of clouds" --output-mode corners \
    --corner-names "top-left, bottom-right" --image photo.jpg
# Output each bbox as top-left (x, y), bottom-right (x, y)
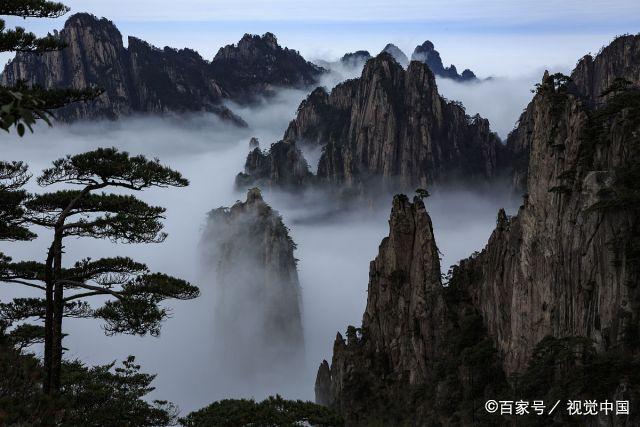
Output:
top-left (0, 62), bottom-right (525, 414)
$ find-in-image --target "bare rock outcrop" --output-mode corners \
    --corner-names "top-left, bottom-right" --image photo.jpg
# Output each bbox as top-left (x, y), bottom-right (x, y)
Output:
top-left (210, 32), bottom-right (325, 102)
top-left (235, 140), bottom-right (313, 190)
top-left (1, 14), bottom-right (325, 123)
top-left (571, 34), bottom-right (640, 107)
top-left (241, 53), bottom-right (507, 192)
top-left (316, 34), bottom-right (640, 426)
top-left (316, 195), bottom-right (505, 425)
top-left (340, 50), bottom-right (372, 67)
top-left (411, 40), bottom-right (478, 82)
top-left (477, 34), bottom-right (640, 374)
top-left (201, 188), bottom-right (304, 372)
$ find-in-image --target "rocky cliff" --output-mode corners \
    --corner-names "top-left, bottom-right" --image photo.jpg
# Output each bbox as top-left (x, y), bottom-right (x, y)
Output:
top-left (268, 53), bottom-right (506, 191)
top-left (411, 40), bottom-right (478, 82)
top-left (316, 34), bottom-right (640, 426)
top-left (235, 140), bottom-right (313, 190)
top-left (571, 34), bottom-right (640, 108)
top-left (1, 14), bottom-right (324, 123)
top-left (315, 195), bottom-right (507, 425)
top-left (201, 188), bottom-right (304, 373)
top-left (210, 32), bottom-right (325, 102)
top-left (340, 51), bottom-right (372, 67)
top-left (380, 43), bottom-right (409, 68)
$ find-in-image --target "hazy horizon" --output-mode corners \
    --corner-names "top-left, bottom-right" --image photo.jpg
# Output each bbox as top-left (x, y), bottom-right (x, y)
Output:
top-left (0, 85), bottom-right (518, 413)
top-left (1, 1), bottom-right (638, 77)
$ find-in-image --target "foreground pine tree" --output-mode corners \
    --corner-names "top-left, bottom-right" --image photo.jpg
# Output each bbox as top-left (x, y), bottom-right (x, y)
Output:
top-left (180, 395), bottom-right (343, 427)
top-left (0, 148), bottom-right (199, 394)
top-left (0, 0), bottom-right (99, 135)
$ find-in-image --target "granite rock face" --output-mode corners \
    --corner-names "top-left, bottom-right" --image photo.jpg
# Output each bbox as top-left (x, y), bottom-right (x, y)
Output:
top-left (1, 14), bottom-right (242, 123)
top-left (571, 34), bottom-right (640, 108)
top-left (201, 188), bottom-right (304, 372)
top-left (411, 40), bottom-right (478, 82)
top-left (1, 14), bottom-right (324, 123)
top-left (278, 53), bottom-right (506, 191)
top-left (235, 140), bottom-right (313, 190)
top-left (316, 34), bottom-right (640, 426)
top-left (490, 34), bottom-right (640, 374)
top-left (380, 43), bottom-right (409, 68)
top-left (340, 50), bottom-right (372, 67)
top-left (315, 195), bottom-right (499, 425)
top-left (210, 32), bottom-right (325, 102)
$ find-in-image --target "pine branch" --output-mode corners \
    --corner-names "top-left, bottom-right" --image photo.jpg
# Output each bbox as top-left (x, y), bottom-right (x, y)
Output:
top-left (0, 21), bottom-right (67, 53)
top-left (38, 148), bottom-right (189, 188)
top-left (0, 84), bottom-right (103, 136)
top-left (0, 0), bottom-right (69, 18)
top-left (1, 279), bottom-right (46, 291)
top-left (57, 279), bottom-right (124, 300)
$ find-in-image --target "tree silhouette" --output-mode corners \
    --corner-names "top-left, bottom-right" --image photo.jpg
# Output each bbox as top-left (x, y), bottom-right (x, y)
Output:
top-left (0, 148), bottom-right (199, 394)
top-left (0, 0), bottom-right (100, 135)
top-left (415, 187), bottom-right (430, 200)
top-left (180, 395), bottom-right (343, 427)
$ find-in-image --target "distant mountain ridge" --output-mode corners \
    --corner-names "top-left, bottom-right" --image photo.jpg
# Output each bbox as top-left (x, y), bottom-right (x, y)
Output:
top-left (412, 40), bottom-right (477, 81)
top-left (380, 43), bottom-right (409, 67)
top-left (0, 13), bottom-right (325, 124)
top-left (236, 52), bottom-right (507, 192)
top-left (339, 41), bottom-right (478, 83)
top-left (340, 50), bottom-right (372, 67)
top-left (210, 32), bottom-right (325, 102)
top-left (315, 33), bottom-right (640, 426)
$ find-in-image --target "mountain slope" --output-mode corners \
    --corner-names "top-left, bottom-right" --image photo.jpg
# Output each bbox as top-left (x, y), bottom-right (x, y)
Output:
top-left (380, 43), bottom-right (409, 67)
top-left (239, 53), bottom-right (506, 192)
top-left (411, 40), bottom-right (478, 81)
top-left (279, 53), bottom-right (506, 190)
top-left (316, 34), bottom-right (640, 426)
top-left (210, 32), bottom-right (325, 102)
top-left (1, 14), bottom-right (324, 123)
top-left (201, 188), bottom-right (305, 373)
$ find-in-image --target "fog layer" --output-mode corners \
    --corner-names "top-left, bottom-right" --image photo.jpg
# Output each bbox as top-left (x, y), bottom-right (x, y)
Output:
top-left (0, 71), bottom-right (520, 413)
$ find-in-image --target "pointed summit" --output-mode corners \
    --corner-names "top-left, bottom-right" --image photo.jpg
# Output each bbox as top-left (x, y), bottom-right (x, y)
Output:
top-left (201, 188), bottom-right (305, 377)
top-left (211, 32), bottom-right (325, 102)
top-left (381, 43), bottom-right (409, 67)
top-left (340, 50), bottom-right (372, 67)
top-left (411, 40), bottom-right (478, 81)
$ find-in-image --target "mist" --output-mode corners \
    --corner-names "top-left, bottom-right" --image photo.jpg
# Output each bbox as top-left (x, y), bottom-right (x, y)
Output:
top-left (0, 73), bottom-right (519, 414)
top-left (436, 72), bottom-right (549, 139)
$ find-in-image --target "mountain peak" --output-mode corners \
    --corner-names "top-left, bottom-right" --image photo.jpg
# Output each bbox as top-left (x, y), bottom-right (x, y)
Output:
top-left (416, 40), bottom-right (435, 52)
top-left (211, 32), bottom-right (325, 102)
top-left (61, 13), bottom-right (123, 44)
top-left (235, 32), bottom-right (280, 51)
top-left (411, 40), bottom-right (477, 81)
top-left (381, 43), bottom-right (409, 67)
top-left (64, 12), bottom-right (114, 28)
top-left (340, 50), bottom-right (372, 66)
top-left (246, 45), bottom-right (504, 191)
top-left (262, 31), bottom-right (278, 47)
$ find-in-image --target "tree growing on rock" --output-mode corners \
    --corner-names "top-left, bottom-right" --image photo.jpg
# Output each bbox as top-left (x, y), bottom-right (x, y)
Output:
top-left (415, 187), bottom-right (430, 200)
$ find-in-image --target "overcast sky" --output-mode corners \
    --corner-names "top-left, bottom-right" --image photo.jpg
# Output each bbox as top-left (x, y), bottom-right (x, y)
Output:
top-left (2, 0), bottom-right (639, 76)
top-left (31, 0), bottom-right (640, 24)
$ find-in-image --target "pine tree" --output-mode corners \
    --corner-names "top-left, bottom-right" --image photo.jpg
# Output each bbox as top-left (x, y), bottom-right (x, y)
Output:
top-left (0, 161), bottom-right (33, 240)
top-left (179, 395), bottom-right (343, 427)
top-left (0, 0), bottom-right (100, 136)
top-left (0, 147), bottom-right (200, 394)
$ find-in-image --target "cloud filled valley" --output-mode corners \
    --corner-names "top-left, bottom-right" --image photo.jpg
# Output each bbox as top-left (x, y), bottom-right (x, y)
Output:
top-left (3, 7), bottom-right (638, 424)
top-left (0, 70), bottom-right (520, 413)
